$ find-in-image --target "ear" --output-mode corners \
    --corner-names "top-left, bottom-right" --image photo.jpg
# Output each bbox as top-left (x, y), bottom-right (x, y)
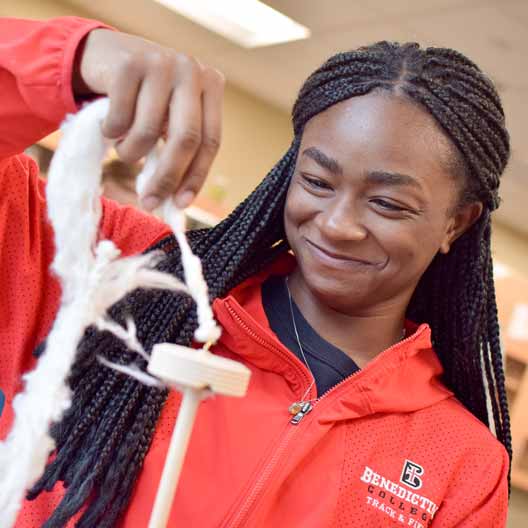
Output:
top-left (439, 202), bottom-right (483, 254)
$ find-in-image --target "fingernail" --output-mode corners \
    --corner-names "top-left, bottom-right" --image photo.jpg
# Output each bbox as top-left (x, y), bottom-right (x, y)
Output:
top-left (142, 195), bottom-right (161, 211)
top-left (175, 190), bottom-right (195, 209)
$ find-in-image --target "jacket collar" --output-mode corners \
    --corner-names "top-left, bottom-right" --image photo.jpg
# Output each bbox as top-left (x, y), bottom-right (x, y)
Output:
top-left (212, 253), bottom-right (453, 422)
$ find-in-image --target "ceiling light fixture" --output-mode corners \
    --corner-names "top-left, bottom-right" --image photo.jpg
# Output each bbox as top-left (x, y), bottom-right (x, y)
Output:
top-left (153, 0), bottom-right (310, 48)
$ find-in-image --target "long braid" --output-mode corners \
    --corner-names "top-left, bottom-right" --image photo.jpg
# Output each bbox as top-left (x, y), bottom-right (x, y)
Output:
top-left (29, 41), bottom-right (511, 525)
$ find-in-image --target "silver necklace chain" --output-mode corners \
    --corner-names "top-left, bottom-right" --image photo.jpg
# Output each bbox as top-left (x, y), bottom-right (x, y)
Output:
top-left (285, 276), bottom-right (317, 405)
top-left (284, 275), bottom-right (407, 423)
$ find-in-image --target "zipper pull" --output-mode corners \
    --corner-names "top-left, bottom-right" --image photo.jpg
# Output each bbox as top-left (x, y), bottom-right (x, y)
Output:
top-left (289, 401), bottom-right (313, 425)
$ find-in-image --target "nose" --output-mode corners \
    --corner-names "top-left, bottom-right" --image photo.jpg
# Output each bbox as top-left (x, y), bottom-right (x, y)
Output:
top-left (316, 198), bottom-right (367, 242)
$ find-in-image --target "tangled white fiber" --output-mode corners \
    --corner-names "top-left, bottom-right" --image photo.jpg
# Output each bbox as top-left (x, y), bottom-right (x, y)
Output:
top-left (0, 98), bottom-right (221, 526)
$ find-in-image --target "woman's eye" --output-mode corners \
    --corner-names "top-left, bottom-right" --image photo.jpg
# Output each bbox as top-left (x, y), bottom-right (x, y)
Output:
top-left (370, 198), bottom-right (408, 212)
top-left (301, 174), bottom-right (332, 190)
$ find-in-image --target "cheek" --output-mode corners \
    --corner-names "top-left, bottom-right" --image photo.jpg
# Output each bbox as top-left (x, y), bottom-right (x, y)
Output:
top-left (283, 183), bottom-right (316, 239)
top-left (384, 216), bottom-right (448, 273)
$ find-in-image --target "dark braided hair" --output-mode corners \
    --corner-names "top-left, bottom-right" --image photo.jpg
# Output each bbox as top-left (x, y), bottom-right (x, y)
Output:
top-left (29, 41), bottom-right (511, 526)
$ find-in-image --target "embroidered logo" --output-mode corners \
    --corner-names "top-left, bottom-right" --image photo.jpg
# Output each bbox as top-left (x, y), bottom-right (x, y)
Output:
top-left (360, 465), bottom-right (438, 527)
top-left (400, 459), bottom-right (424, 490)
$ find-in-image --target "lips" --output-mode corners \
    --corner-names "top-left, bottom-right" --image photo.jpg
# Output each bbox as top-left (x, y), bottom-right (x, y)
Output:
top-left (304, 238), bottom-right (374, 266)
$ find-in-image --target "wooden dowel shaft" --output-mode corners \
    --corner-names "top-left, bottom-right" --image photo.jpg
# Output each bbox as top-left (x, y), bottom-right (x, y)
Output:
top-left (148, 387), bottom-right (203, 528)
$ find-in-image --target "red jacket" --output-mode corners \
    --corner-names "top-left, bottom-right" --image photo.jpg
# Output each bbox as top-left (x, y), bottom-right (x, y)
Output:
top-left (0, 17), bottom-right (509, 527)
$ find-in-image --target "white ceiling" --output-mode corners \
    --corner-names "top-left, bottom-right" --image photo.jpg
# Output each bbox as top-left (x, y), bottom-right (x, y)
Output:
top-left (65, 0), bottom-right (528, 237)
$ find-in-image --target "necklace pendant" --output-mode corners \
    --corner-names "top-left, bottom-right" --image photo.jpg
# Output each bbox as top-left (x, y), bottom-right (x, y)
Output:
top-left (289, 401), bottom-right (304, 415)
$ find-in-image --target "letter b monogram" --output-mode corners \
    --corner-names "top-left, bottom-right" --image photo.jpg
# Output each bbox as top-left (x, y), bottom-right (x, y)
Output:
top-left (400, 460), bottom-right (424, 489)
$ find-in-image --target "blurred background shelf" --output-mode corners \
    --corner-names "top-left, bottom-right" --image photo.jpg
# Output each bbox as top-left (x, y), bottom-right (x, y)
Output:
top-left (498, 272), bottom-right (528, 494)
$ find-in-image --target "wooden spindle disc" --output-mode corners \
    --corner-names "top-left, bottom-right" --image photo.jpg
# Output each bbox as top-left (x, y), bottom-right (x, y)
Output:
top-left (147, 343), bottom-right (251, 397)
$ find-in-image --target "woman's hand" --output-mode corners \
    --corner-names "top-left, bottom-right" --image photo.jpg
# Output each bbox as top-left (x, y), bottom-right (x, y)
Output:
top-left (73, 29), bottom-right (224, 211)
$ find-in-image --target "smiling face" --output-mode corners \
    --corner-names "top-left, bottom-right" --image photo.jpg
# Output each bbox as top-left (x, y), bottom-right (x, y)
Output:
top-left (284, 91), bottom-right (481, 316)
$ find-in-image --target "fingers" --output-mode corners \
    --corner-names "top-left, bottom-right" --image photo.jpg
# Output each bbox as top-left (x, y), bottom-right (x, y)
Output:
top-left (114, 67), bottom-right (173, 163)
top-left (137, 62), bottom-right (225, 211)
top-left (89, 33), bottom-right (225, 211)
top-left (139, 55), bottom-right (203, 210)
top-left (102, 58), bottom-right (142, 139)
top-left (173, 67), bottom-right (224, 208)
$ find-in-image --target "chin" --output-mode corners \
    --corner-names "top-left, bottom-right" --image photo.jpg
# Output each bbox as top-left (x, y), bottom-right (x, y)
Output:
top-left (303, 272), bottom-right (371, 310)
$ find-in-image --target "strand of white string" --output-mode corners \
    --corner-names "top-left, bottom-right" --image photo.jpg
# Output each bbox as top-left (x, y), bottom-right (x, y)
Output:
top-left (0, 98), bottom-right (220, 526)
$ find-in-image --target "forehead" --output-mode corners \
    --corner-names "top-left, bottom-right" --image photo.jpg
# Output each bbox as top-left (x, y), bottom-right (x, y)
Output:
top-left (299, 91), bottom-right (457, 182)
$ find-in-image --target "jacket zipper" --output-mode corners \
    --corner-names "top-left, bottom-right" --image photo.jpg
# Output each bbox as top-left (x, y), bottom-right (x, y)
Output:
top-left (288, 365), bottom-right (362, 424)
top-left (222, 300), bottom-right (316, 527)
top-left (223, 299), bottom-right (424, 527)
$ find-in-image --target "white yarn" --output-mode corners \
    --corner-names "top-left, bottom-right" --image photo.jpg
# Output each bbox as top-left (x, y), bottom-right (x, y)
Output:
top-left (96, 316), bottom-right (150, 361)
top-left (0, 97), bottom-right (219, 526)
top-left (138, 147), bottom-right (222, 344)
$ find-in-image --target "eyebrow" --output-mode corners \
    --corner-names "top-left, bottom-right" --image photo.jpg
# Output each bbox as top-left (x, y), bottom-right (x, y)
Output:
top-left (301, 146), bottom-right (423, 191)
top-left (302, 147), bottom-right (343, 175)
top-left (366, 171), bottom-right (423, 191)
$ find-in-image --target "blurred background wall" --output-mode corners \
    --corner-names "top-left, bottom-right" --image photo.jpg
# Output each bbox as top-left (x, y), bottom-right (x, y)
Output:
top-left (2, 1), bottom-right (527, 525)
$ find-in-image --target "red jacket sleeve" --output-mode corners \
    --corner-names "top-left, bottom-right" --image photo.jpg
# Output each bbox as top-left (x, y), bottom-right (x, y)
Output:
top-left (0, 16), bottom-right (109, 159)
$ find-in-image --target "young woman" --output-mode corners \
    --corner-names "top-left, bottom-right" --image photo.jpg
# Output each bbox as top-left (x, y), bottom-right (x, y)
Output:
top-left (0, 15), bottom-right (511, 528)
